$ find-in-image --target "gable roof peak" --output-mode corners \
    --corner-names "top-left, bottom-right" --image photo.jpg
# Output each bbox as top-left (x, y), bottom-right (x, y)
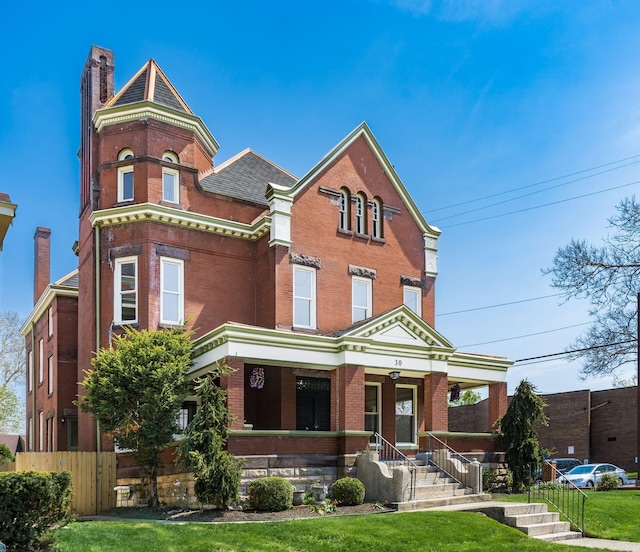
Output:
top-left (105, 58), bottom-right (193, 114)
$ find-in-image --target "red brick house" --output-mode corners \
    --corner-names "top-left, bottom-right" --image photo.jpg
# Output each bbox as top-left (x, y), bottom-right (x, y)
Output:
top-left (22, 46), bottom-right (512, 475)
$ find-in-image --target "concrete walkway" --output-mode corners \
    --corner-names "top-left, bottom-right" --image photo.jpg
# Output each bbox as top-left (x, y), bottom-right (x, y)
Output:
top-left (563, 538), bottom-right (640, 551)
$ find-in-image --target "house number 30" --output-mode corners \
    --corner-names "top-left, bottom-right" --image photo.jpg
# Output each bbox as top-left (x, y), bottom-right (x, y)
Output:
top-left (394, 359), bottom-right (402, 366)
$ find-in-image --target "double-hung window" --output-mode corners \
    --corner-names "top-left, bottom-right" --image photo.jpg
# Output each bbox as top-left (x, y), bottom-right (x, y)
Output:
top-left (162, 152), bottom-right (179, 204)
top-left (396, 385), bottom-right (416, 446)
top-left (114, 257), bottom-right (137, 324)
top-left (352, 277), bottom-right (372, 323)
top-left (28, 350), bottom-right (33, 393)
top-left (48, 307), bottom-right (53, 337)
top-left (403, 286), bottom-right (422, 317)
top-left (365, 383), bottom-right (381, 444)
top-left (372, 198), bottom-right (383, 239)
top-left (161, 257), bottom-right (184, 325)
top-left (117, 149), bottom-right (134, 202)
top-left (38, 339), bottom-right (43, 384)
top-left (293, 266), bottom-right (316, 328)
top-left (355, 194), bottom-right (366, 235)
top-left (339, 188), bottom-right (350, 231)
top-left (47, 356), bottom-right (54, 395)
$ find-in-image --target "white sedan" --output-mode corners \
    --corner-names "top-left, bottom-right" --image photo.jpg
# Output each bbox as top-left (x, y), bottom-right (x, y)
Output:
top-left (557, 463), bottom-right (628, 488)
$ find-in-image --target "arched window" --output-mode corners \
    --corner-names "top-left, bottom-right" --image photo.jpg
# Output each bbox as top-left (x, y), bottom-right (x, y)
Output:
top-left (372, 197), bottom-right (383, 239)
top-left (162, 151), bottom-right (179, 204)
top-left (117, 149), bottom-right (134, 202)
top-left (355, 193), bottom-right (367, 235)
top-left (339, 188), bottom-right (350, 231)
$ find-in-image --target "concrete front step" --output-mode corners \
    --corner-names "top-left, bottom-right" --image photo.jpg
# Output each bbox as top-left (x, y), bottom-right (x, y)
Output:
top-left (392, 493), bottom-right (491, 511)
top-left (534, 531), bottom-right (583, 542)
top-left (414, 487), bottom-right (471, 500)
top-left (505, 512), bottom-right (560, 527)
top-left (518, 521), bottom-right (571, 537)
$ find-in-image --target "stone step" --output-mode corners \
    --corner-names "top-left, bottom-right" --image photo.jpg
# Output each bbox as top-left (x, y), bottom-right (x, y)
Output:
top-left (519, 521), bottom-right (571, 537)
top-left (499, 503), bottom-right (548, 516)
top-left (392, 493), bottom-right (491, 512)
top-left (505, 512), bottom-right (560, 527)
top-left (414, 487), bottom-right (471, 500)
top-left (534, 531), bottom-right (583, 542)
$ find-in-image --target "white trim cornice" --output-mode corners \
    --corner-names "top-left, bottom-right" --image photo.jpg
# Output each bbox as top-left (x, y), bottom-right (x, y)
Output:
top-left (20, 284), bottom-right (79, 336)
top-left (89, 203), bottom-right (271, 241)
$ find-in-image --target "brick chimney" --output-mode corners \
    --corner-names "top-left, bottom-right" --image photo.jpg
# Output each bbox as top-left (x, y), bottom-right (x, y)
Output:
top-left (34, 227), bottom-right (51, 304)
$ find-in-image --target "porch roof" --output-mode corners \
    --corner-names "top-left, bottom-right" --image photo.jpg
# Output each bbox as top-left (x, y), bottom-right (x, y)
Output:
top-left (191, 306), bottom-right (512, 385)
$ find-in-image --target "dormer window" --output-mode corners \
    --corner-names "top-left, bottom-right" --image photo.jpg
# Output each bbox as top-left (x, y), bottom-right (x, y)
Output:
top-left (339, 188), bottom-right (350, 231)
top-left (162, 151), bottom-right (179, 204)
top-left (355, 193), bottom-right (367, 235)
top-left (117, 149), bottom-right (134, 202)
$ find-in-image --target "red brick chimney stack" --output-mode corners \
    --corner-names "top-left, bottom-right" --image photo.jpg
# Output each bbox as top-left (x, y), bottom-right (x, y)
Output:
top-left (34, 226), bottom-right (51, 304)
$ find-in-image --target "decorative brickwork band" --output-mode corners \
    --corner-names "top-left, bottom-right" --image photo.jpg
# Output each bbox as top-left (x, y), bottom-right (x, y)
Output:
top-left (289, 252), bottom-right (321, 269)
top-left (348, 264), bottom-right (377, 279)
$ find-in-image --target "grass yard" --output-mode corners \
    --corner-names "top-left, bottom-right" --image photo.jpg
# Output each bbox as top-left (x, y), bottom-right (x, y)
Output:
top-left (502, 489), bottom-right (640, 541)
top-left (55, 510), bottom-right (612, 552)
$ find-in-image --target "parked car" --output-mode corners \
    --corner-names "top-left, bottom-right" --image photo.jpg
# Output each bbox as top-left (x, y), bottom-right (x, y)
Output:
top-left (557, 463), bottom-right (628, 488)
top-left (534, 458), bottom-right (582, 483)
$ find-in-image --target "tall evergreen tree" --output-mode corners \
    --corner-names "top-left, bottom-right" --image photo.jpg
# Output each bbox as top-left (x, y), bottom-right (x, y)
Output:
top-left (496, 379), bottom-right (548, 492)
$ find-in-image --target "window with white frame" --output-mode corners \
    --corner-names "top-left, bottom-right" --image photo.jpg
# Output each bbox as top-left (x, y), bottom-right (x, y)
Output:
top-left (395, 385), bottom-right (416, 445)
top-left (114, 257), bottom-right (137, 324)
top-left (39, 411), bottom-right (44, 451)
top-left (117, 148), bottom-right (134, 202)
top-left (339, 188), bottom-right (350, 231)
top-left (161, 257), bottom-right (184, 325)
top-left (162, 152), bottom-right (179, 203)
top-left (293, 265), bottom-right (317, 328)
top-left (28, 415), bottom-right (33, 451)
top-left (372, 198), bottom-right (383, 239)
top-left (355, 194), bottom-right (366, 235)
top-left (48, 356), bottom-right (53, 395)
top-left (403, 286), bottom-right (422, 317)
top-left (28, 350), bottom-right (33, 393)
top-left (352, 276), bottom-right (372, 323)
top-left (365, 383), bottom-right (381, 444)
top-left (38, 339), bottom-right (43, 384)
top-left (48, 307), bottom-right (53, 337)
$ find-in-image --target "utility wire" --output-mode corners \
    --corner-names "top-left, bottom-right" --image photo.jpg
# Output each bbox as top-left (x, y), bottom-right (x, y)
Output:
top-left (425, 153), bottom-right (640, 214)
top-left (437, 293), bottom-right (565, 317)
top-left (431, 160), bottom-right (640, 223)
top-left (513, 339), bottom-right (636, 365)
top-left (458, 322), bottom-right (591, 348)
top-left (440, 179), bottom-right (640, 229)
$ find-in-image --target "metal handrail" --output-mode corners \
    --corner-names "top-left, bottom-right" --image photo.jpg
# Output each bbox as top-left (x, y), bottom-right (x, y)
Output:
top-left (373, 432), bottom-right (417, 500)
top-left (528, 462), bottom-right (588, 536)
top-left (425, 432), bottom-right (476, 490)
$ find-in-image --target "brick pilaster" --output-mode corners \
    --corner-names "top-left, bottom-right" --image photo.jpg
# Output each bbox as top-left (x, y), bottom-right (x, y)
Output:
top-left (424, 373), bottom-right (448, 431)
top-left (221, 357), bottom-right (245, 430)
top-left (333, 365), bottom-right (365, 431)
top-left (488, 382), bottom-right (508, 431)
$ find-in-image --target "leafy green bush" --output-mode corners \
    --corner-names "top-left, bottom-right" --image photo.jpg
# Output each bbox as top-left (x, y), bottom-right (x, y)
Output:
top-left (330, 477), bottom-right (365, 506)
top-left (248, 477), bottom-right (293, 511)
top-left (597, 473), bottom-right (621, 491)
top-left (0, 443), bottom-right (14, 464)
top-left (0, 470), bottom-right (73, 550)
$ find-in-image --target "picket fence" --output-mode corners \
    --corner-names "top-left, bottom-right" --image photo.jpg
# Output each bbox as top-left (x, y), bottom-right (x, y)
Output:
top-left (2, 452), bottom-right (117, 515)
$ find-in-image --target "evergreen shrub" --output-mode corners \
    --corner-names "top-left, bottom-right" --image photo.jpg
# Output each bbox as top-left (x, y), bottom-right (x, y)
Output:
top-left (248, 477), bottom-right (293, 511)
top-left (330, 477), bottom-right (365, 505)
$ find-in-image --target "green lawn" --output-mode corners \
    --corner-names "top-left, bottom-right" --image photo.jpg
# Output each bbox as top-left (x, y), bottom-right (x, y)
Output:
top-left (502, 489), bottom-right (640, 541)
top-left (55, 510), bottom-right (613, 552)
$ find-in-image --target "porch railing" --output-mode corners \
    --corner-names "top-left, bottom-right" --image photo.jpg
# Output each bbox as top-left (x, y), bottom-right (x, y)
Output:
top-left (425, 432), bottom-right (477, 490)
top-left (528, 462), bottom-right (587, 537)
top-left (373, 432), bottom-right (417, 500)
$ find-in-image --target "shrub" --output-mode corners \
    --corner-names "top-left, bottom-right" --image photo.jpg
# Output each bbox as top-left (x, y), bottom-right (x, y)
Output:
top-left (0, 443), bottom-right (14, 464)
top-left (248, 477), bottom-right (293, 511)
top-left (596, 473), bottom-right (621, 491)
top-left (330, 477), bottom-right (365, 506)
top-left (0, 470), bottom-right (73, 550)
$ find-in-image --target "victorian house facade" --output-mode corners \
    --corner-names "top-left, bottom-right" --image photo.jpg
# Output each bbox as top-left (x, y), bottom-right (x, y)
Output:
top-left (22, 46), bottom-right (511, 472)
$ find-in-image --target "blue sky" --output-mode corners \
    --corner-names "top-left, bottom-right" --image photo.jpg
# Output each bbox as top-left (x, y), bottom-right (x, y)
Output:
top-left (1, 1), bottom-right (640, 396)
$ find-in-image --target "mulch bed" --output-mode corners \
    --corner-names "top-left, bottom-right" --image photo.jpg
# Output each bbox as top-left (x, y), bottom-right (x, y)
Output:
top-left (93, 503), bottom-right (394, 523)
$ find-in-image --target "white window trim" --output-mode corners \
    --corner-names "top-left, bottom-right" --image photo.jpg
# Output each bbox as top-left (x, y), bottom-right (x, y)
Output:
top-left (117, 165), bottom-right (134, 202)
top-left (114, 256), bottom-right (138, 324)
top-left (355, 195), bottom-right (366, 235)
top-left (372, 199), bottom-right (382, 238)
top-left (48, 356), bottom-right (54, 395)
top-left (339, 189), bottom-right (349, 231)
top-left (395, 384), bottom-right (417, 447)
top-left (48, 307), bottom-right (53, 337)
top-left (403, 285), bottom-right (422, 317)
top-left (28, 416), bottom-right (33, 451)
top-left (160, 257), bottom-right (184, 325)
top-left (352, 276), bottom-right (372, 323)
top-left (38, 339), bottom-right (43, 384)
top-left (162, 167), bottom-right (180, 204)
top-left (163, 151), bottom-right (178, 163)
top-left (28, 350), bottom-right (33, 393)
top-left (39, 411), bottom-right (44, 452)
top-left (293, 265), bottom-right (317, 329)
top-left (365, 382), bottom-right (382, 444)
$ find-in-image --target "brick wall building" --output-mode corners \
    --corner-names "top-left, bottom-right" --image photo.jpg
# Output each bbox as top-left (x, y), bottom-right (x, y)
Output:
top-left (21, 46), bottom-right (513, 471)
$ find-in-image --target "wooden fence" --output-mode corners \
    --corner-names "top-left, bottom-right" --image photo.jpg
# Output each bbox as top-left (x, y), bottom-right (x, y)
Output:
top-left (4, 452), bottom-right (117, 516)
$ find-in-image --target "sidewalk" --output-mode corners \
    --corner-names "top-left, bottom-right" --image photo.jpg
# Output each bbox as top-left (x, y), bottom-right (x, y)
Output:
top-left (563, 538), bottom-right (640, 551)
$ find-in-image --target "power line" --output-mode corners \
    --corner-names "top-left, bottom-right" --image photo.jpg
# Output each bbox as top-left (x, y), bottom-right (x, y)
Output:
top-left (425, 153), bottom-right (640, 214)
top-left (431, 160), bottom-right (640, 224)
top-left (437, 293), bottom-right (565, 317)
top-left (458, 322), bottom-right (591, 348)
top-left (440, 179), bottom-right (640, 229)
top-left (513, 339), bottom-right (636, 365)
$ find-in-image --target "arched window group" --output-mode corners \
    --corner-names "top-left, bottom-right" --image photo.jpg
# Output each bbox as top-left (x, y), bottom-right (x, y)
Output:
top-left (338, 188), bottom-right (383, 239)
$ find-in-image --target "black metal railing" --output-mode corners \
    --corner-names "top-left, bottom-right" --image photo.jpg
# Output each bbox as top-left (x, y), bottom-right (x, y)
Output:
top-left (528, 462), bottom-right (588, 536)
top-left (425, 432), bottom-right (477, 490)
top-left (373, 432), bottom-right (417, 500)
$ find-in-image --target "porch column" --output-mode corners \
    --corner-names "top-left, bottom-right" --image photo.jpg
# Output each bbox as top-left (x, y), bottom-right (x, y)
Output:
top-left (423, 373), bottom-right (448, 431)
top-left (332, 365), bottom-right (365, 431)
top-left (280, 368), bottom-right (296, 430)
top-left (488, 381), bottom-right (508, 431)
top-left (221, 357), bottom-right (245, 430)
